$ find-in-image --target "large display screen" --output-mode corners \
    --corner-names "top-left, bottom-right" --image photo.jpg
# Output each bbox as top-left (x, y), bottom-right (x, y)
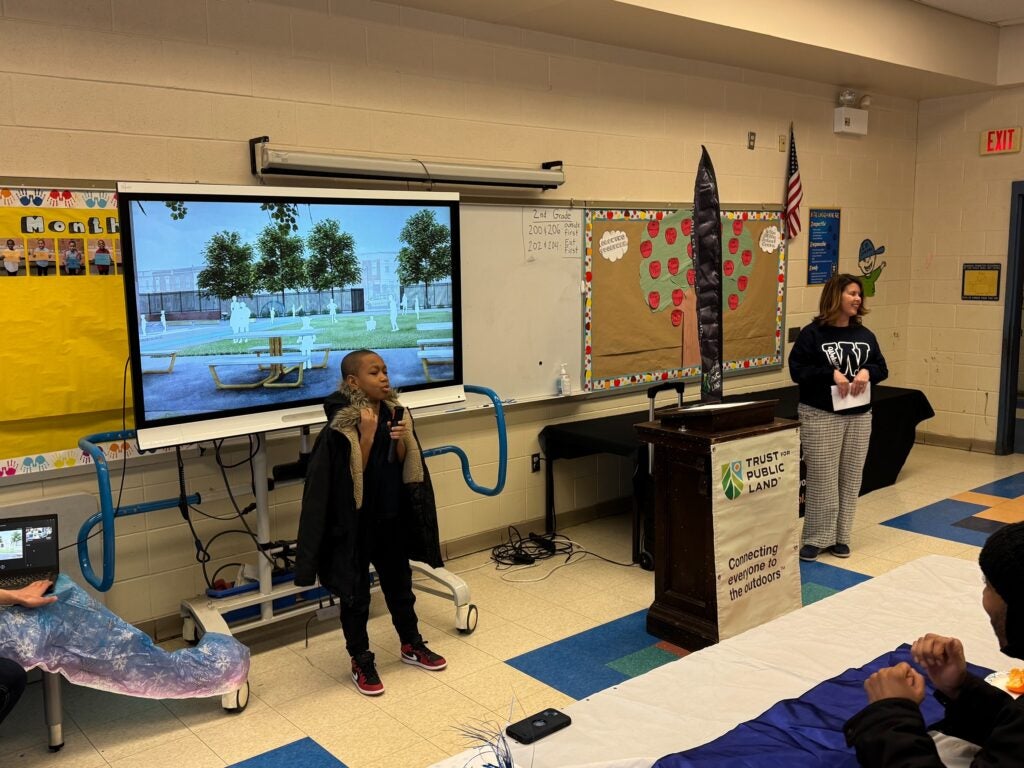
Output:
top-left (118, 183), bottom-right (463, 449)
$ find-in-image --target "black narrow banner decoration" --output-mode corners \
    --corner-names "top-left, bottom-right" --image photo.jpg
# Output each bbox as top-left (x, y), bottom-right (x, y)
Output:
top-left (692, 146), bottom-right (723, 403)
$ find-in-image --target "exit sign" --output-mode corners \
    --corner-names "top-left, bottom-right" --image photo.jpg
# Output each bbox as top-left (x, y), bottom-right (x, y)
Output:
top-left (979, 127), bottom-right (1022, 155)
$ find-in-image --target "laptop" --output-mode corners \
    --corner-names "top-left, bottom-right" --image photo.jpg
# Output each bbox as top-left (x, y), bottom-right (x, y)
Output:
top-left (0, 513), bottom-right (60, 591)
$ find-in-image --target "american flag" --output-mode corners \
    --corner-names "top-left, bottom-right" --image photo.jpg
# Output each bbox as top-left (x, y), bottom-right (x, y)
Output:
top-left (785, 124), bottom-right (803, 240)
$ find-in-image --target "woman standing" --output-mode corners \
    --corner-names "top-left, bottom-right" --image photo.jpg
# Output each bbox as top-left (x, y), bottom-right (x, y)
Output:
top-left (788, 274), bottom-right (888, 562)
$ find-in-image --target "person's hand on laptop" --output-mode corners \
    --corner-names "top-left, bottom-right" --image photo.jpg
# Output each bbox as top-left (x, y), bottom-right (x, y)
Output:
top-left (0, 580), bottom-right (57, 608)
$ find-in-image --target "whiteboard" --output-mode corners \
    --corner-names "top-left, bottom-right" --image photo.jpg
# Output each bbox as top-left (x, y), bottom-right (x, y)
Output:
top-left (459, 204), bottom-right (583, 402)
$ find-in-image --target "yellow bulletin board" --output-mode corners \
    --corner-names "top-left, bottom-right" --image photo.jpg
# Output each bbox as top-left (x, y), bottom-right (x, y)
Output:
top-left (961, 263), bottom-right (1001, 301)
top-left (0, 187), bottom-right (131, 473)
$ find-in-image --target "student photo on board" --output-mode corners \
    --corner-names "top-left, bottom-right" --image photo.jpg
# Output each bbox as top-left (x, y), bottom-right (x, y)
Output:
top-left (2, 238), bottom-right (23, 277)
top-left (30, 238), bottom-right (54, 277)
top-left (90, 238), bottom-right (113, 275)
top-left (63, 238), bottom-right (84, 275)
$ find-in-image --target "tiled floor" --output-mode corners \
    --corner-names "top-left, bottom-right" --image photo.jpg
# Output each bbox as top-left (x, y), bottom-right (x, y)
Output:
top-left (3, 443), bottom-right (1024, 768)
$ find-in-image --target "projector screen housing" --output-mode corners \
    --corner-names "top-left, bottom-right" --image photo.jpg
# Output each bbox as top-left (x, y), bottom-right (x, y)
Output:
top-left (118, 182), bottom-right (464, 450)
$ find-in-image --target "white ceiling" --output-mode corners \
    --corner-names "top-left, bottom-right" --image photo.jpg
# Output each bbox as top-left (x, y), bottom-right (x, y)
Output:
top-left (913, 0), bottom-right (1024, 26)
top-left (378, 0), bottom-right (1011, 99)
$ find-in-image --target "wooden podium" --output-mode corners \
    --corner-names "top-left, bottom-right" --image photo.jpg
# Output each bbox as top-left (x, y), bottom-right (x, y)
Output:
top-left (636, 401), bottom-right (801, 650)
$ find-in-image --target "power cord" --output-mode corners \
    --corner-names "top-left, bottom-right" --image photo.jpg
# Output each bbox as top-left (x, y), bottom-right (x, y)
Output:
top-left (490, 527), bottom-right (636, 581)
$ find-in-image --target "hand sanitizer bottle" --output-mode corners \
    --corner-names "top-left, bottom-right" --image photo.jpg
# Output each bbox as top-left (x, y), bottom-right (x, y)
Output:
top-left (559, 363), bottom-right (571, 396)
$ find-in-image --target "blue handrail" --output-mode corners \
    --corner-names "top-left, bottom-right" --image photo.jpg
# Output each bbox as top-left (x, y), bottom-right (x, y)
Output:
top-left (78, 385), bottom-right (506, 590)
top-left (421, 385), bottom-right (507, 496)
top-left (78, 431), bottom-right (200, 591)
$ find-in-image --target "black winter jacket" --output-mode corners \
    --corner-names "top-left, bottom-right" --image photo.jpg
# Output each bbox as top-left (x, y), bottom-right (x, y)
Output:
top-left (844, 673), bottom-right (1024, 766)
top-left (293, 387), bottom-right (444, 602)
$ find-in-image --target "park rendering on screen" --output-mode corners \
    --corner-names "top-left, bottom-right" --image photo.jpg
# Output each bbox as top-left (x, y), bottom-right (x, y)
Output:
top-left (118, 183), bottom-right (463, 448)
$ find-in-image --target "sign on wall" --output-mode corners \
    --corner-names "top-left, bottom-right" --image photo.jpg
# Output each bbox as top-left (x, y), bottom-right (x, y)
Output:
top-left (962, 263), bottom-right (1001, 301)
top-left (807, 208), bottom-right (840, 285)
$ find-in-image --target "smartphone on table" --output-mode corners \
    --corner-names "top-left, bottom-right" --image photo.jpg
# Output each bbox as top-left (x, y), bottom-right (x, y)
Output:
top-left (505, 708), bottom-right (571, 744)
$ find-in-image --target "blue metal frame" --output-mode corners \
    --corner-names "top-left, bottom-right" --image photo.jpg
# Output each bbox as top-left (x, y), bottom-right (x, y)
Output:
top-left (78, 431), bottom-right (200, 591)
top-left (77, 384), bottom-right (507, 590)
top-left (421, 385), bottom-right (507, 495)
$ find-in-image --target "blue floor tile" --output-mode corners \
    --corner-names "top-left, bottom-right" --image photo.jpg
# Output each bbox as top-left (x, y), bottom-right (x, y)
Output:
top-left (971, 471), bottom-right (1024, 498)
top-left (506, 610), bottom-right (657, 700)
top-left (230, 738), bottom-right (347, 768)
top-left (799, 560), bottom-right (871, 591)
top-left (953, 516), bottom-right (1005, 534)
top-left (883, 498), bottom-right (991, 546)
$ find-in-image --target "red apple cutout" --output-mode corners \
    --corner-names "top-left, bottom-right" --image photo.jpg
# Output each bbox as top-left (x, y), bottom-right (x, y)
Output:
top-left (667, 257), bottom-right (679, 275)
top-left (649, 260), bottom-right (662, 279)
top-left (738, 275), bottom-right (748, 291)
top-left (741, 250), bottom-right (752, 266)
top-left (728, 294), bottom-right (739, 310)
top-left (647, 220), bottom-right (660, 238)
top-left (672, 288), bottom-right (684, 305)
top-left (640, 240), bottom-right (652, 258)
top-left (682, 218), bottom-right (693, 236)
top-left (723, 260), bottom-right (734, 276)
top-left (728, 238), bottom-right (739, 254)
top-left (648, 291), bottom-right (661, 309)
top-left (664, 227), bottom-right (677, 245)
top-left (732, 220), bottom-right (744, 236)
top-left (686, 269), bottom-right (695, 286)
top-left (671, 309), bottom-right (683, 327)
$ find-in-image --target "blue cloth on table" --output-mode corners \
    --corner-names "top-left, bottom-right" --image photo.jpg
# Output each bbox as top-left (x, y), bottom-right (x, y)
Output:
top-left (653, 644), bottom-right (993, 767)
top-left (0, 574), bottom-right (248, 698)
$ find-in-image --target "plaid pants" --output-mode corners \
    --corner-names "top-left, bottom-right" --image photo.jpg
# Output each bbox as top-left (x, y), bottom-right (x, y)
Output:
top-left (798, 403), bottom-right (871, 548)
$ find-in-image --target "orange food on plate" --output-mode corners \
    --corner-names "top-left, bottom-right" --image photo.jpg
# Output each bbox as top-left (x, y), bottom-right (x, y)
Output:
top-left (1008, 668), bottom-right (1024, 694)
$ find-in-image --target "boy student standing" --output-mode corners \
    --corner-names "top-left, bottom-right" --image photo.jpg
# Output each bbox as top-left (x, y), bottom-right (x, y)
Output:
top-left (295, 349), bottom-right (447, 695)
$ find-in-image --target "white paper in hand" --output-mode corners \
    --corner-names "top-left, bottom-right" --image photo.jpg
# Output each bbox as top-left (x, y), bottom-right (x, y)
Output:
top-left (831, 381), bottom-right (870, 411)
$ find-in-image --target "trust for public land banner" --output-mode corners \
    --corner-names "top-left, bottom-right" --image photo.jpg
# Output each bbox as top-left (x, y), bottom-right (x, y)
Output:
top-left (711, 428), bottom-right (802, 640)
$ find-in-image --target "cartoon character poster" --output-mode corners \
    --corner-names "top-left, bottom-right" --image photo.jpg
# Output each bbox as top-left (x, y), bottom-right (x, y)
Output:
top-left (584, 208), bottom-right (785, 391)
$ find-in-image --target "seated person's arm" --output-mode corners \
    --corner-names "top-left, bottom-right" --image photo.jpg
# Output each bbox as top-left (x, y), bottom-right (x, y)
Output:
top-left (940, 674), bottom-right (1023, 755)
top-left (0, 581), bottom-right (57, 608)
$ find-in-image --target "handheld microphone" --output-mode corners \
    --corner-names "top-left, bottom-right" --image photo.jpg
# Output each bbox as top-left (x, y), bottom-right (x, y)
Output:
top-left (387, 406), bottom-right (405, 463)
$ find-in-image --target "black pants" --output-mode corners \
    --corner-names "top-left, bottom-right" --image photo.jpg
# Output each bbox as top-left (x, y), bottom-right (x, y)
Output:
top-left (0, 658), bottom-right (26, 725)
top-left (340, 520), bottom-right (420, 657)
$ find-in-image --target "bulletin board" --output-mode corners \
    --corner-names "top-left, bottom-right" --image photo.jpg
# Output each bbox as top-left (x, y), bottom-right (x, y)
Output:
top-left (0, 186), bottom-right (130, 473)
top-left (585, 206), bottom-right (786, 391)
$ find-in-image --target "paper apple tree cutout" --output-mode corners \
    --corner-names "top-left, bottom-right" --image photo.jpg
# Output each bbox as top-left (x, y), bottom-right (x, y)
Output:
top-left (639, 211), bottom-right (756, 325)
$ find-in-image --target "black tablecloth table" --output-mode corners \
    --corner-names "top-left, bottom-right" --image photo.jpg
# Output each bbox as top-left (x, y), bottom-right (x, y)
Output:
top-left (538, 385), bottom-right (934, 564)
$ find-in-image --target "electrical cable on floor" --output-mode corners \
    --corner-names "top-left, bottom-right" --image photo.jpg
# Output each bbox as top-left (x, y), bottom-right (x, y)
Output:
top-left (489, 526), bottom-right (637, 583)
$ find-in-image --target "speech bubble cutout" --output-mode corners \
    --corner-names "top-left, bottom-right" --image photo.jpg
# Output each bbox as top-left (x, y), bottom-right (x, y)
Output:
top-left (600, 230), bottom-right (629, 262)
top-left (759, 225), bottom-right (782, 253)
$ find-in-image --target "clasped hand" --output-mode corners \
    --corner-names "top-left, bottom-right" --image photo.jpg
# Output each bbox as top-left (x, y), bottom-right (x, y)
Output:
top-left (834, 369), bottom-right (869, 398)
top-left (864, 634), bottom-right (967, 704)
top-left (359, 407), bottom-right (407, 443)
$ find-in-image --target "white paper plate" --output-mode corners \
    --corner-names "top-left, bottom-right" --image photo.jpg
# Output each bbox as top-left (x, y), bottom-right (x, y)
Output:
top-left (984, 670), bottom-right (1022, 698)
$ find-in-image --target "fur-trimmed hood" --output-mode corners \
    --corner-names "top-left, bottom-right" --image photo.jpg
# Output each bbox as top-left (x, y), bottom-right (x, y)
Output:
top-left (324, 383), bottom-right (423, 508)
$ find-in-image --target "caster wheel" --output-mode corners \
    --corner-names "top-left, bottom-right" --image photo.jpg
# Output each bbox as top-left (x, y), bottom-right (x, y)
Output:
top-left (456, 603), bottom-right (478, 635)
top-left (639, 551), bottom-right (654, 571)
top-left (223, 681), bottom-right (250, 713)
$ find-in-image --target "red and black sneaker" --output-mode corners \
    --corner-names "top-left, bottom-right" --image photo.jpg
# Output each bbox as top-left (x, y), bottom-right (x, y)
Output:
top-left (351, 651), bottom-right (384, 695)
top-left (400, 640), bottom-right (447, 671)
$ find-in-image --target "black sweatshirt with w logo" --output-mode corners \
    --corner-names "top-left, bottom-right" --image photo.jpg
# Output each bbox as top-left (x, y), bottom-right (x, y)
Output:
top-left (788, 320), bottom-right (889, 415)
